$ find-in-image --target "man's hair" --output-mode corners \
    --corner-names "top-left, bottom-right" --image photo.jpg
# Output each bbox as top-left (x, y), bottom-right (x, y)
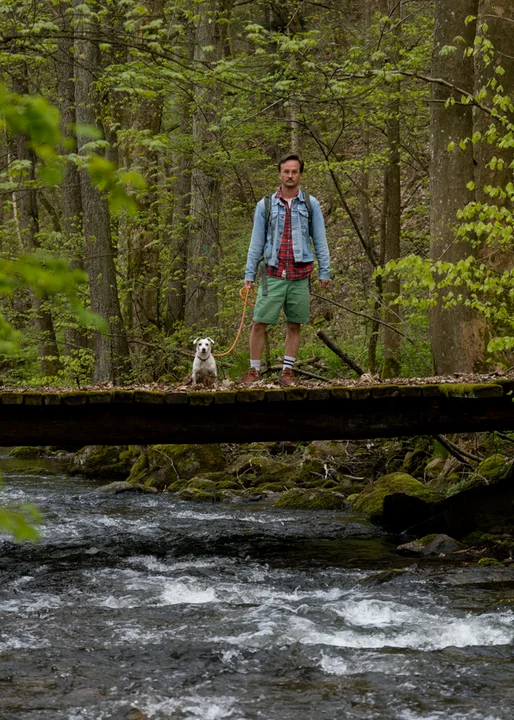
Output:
top-left (278, 153), bottom-right (304, 173)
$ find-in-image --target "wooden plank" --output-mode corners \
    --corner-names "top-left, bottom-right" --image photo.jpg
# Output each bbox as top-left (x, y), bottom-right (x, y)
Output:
top-left (134, 390), bottom-right (165, 404)
top-left (189, 392), bottom-right (214, 406)
top-left (164, 392), bottom-right (188, 404)
top-left (214, 391), bottom-right (236, 404)
top-left (23, 392), bottom-right (44, 406)
top-left (89, 391), bottom-right (112, 404)
top-left (237, 389), bottom-right (266, 402)
top-left (0, 392), bottom-right (23, 405)
top-left (112, 391), bottom-right (134, 403)
top-left (62, 392), bottom-right (88, 406)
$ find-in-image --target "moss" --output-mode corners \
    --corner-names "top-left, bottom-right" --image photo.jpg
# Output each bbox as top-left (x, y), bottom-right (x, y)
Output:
top-left (256, 482), bottom-right (287, 493)
top-left (403, 448), bottom-right (431, 475)
top-left (303, 441), bottom-right (347, 460)
top-left (128, 452), bottom-right (149, 482)
top-left (438, 383), bottom-right (498, 398)
top-left (474, 454), bottom-right (512, 484)
top-left (178, 488), bottom-right (220, 503)
top-left (145, 444), bottom-right (225, 481)
top-left (477, 557), bottom-right (503, 567)
top-left (8, 446), bottom-right (44, 459)
top-left (273, 488), bottom-right (347, 511)
top-left (352, 472), bottom-right (438, 519)
top-left (168, 478), bottom-right (189, 492)
top-left (119, 446), bottom-right (142, 462)
top-left (69, 445), bottom-right (132, 479)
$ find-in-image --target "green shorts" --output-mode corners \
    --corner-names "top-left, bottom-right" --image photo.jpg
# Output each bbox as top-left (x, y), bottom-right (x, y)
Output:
top-left (253, 276), bottom-right (310, 325)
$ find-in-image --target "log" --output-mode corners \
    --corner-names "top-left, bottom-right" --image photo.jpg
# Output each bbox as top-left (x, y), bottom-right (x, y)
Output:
top-left (316, 330), bottom-right (364, 376)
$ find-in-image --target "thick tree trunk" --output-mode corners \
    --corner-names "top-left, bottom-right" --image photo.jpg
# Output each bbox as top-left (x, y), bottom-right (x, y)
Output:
top-left (73, 0), bottom-right (131, 384)
top-left (429, 0), bottom-right (485, 375)
top-left (381, 0), bottom-right (401, 380)
top-left (13, 69), bottom-right (62, 377)
top-left (166, 21), bottom-right (195, 331)
top-left (185, 0), bottom-right (226, 328)
top-left (123, 0), bottom-right (164, 380)
top-left (54, 2), bottom-right (89, 357)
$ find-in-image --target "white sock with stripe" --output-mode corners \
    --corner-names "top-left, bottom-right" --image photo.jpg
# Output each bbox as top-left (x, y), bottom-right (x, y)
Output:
top-left (283, 356), bottom-right (295, 371)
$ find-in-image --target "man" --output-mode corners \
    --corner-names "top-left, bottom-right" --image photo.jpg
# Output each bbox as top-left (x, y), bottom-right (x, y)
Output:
top-left (243, 153), bottom-right (330, 386)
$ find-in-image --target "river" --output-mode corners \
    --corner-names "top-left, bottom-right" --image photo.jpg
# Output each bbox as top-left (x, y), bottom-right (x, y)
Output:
top-left (1, 454), bottom-right (514, 720)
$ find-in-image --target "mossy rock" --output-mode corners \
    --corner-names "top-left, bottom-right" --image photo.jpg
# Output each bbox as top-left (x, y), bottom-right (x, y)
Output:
top-left (148, 444), bottom-right (225, 479)
top-left (299, 458), bottom-right (326, 484)
top-left (477, 557), bottom-right (503, 567)
top-left (128, 443), bottom-right (225, 487)
top-left (119, 446), bottom-right (143, 462)
top-left (230, 455), bottom-right (300, 487)
top-left (255, 482), bottom-right (288, 493)
top-left (303, 441), bottom-right (347, 460)
top-left (8, 446), bottom-right (44, 459)
top-left (178, 488), bottom-right (220, 503)
top-left (273, 488), bottom-right (347, 511)
top-left (352, 472), bottom-right (438, 521)
top-left (69, 445), bottom-right (133, 479)
top-left (128, 452), bottom-right (149, 483)
top-left (423, 457), bottom-right (446, 480)
top-left (168, 478), bottom-right (189, 492)
top-left (473, 454), bottom-right (513, 485)
top-left (403, 448), bottom-right (431, 476)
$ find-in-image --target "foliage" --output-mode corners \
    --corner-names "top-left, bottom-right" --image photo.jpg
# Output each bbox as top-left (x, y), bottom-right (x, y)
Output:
top-left (0, 493), bottom-right (42, 542)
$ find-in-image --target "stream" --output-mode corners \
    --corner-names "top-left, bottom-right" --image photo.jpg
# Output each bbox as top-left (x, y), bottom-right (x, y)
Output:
top-left (1, 455), bottom-right (514, 720)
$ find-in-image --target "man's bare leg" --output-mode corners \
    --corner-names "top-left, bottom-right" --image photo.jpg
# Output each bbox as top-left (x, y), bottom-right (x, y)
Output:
top-left (284, 322), bottom-right (301, 359)
top-left (249, 321), bottom-right (268, 361)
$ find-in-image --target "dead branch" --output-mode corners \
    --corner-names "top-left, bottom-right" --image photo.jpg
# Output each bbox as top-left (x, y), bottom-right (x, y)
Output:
top-left (316, 331), bottom-right (364, 376)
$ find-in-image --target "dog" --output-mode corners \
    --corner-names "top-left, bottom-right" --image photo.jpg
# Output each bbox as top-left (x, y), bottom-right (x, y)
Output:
top-left (192, 337), bottom-right (217, 387)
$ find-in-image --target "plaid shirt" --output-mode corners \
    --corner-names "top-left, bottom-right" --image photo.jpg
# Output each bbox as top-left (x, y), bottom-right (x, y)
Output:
top-left (267, 188), bottom-right (313, 281)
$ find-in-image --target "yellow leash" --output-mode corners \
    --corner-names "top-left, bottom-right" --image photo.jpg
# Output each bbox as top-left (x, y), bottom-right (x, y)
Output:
top-left (213, 286), bottom-right (253, 358)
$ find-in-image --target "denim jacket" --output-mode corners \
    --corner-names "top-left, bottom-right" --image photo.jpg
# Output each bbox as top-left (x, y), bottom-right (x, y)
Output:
top-left (244, 190), bottom-right (330, 281)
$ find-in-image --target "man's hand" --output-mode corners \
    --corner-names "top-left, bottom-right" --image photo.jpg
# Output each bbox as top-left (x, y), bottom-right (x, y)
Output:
top-left (245, 280), bottom-right (255, 290)
top-left (318, 279), bottom-right (330, 290)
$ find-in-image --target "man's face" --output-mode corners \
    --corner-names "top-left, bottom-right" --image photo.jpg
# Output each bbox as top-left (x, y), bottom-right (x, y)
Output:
top-left (279, 160), bottom-right (302, 192)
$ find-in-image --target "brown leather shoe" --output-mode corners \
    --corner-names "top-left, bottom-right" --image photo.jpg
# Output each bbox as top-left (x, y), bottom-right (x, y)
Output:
top-left (242, 368), bottom-right (259, 385)
top-left (278, 368), bottom-right (295, 386)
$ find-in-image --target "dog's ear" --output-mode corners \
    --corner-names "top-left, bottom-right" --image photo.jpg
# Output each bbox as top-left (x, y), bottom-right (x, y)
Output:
top-left (193, 337), bottom-right (200, 346)
top-left (207, 337), bottom-right (214, 345)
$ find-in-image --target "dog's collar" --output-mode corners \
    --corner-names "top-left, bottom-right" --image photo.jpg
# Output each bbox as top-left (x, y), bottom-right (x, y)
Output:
top-left (197, 356), bottom-right (209, 362)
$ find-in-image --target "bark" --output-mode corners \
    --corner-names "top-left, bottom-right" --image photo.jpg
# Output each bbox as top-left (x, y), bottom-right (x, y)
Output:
top-left (185, 0), bottom-right (228, 328)
top-left (73, 0), bottom-right (131, 384)
top-left (429, 0), bottom-right (485, 374)
top-left (54, 0), bottom-right (89, 356)
top-left (12, 68), bottom-right (62, 377)
top-left (166, 22), bottom-right (195, 331)
top-left (123, 0), bottom-right (165, 380)
top-left (381, 0), bottom-right (402, 380)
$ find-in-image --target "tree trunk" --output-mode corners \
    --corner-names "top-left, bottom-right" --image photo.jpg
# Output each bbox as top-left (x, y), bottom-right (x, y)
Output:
top-left (381, 0), bottom-right (401, 380)
top-left (54, 1), bottom-right (89, 357)
top-left (73, 0), bottom-right (131, 384)
top-left (123, 0), bottom-right (164, 380)
top-left (429, 0), bottom-right (485, 375)
top-left (166, 22), bottom-right (195, 331)
top-left (13, 68), bottom-right (62, 377)
top-left (185, 0), bottom-right (226, 328)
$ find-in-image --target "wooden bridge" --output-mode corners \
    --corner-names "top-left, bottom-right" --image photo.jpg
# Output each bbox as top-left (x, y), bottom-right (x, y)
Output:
top-left (1, 379), bottom-right (514, 446)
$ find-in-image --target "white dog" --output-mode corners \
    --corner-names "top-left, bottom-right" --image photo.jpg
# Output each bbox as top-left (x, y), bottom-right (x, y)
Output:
top-left (192, 337), bottom-right (217, 386)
